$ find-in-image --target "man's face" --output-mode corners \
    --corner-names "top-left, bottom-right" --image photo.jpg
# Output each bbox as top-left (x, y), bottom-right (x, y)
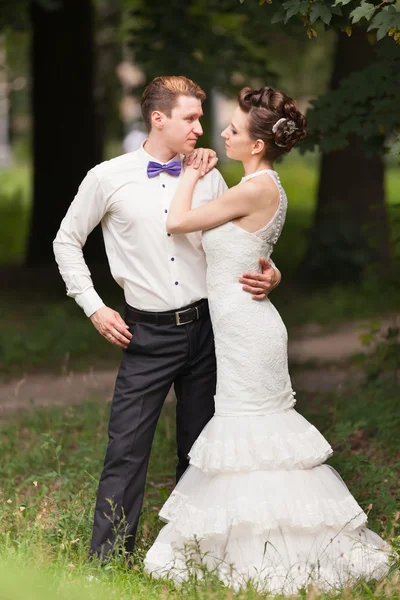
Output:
top-left (160, 95), bottom-right (203, 155)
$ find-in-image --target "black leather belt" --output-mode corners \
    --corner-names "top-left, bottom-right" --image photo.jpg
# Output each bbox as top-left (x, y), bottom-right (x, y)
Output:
top-left (125, 298), bottom-right (209, 326)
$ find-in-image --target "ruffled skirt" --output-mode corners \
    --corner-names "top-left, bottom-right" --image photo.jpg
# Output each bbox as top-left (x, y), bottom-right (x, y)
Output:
top-left (144, 409), bottom-right (390, 594)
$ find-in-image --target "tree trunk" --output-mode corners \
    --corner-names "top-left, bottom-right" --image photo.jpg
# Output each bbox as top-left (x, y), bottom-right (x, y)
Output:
top-left (301, 28), bottom-right (391, 284)
top-left (27, 0), bottom-right (103, 266)
top-left (95, 0), bottom-right (122, 159)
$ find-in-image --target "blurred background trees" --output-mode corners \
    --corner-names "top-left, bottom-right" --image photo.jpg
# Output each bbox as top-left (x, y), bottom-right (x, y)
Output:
top-left (0, 7), bottom-right (398, 579)
top-left (0, 0), bottom-right (398, 289)
top-left (267, 0), bottom-right (400, 282)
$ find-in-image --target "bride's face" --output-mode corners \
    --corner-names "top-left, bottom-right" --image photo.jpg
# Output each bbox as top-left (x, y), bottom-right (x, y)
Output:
top-left (221, 106), bottom-right (254, 161)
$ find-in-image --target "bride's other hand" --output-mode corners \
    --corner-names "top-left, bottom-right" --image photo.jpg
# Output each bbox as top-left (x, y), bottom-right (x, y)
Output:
top-left (239, 258), bottom-right (282, 300)
top-left (183, 160), bottom-right (204, 181)
top-left (185, 148), bottom-right (218, 176)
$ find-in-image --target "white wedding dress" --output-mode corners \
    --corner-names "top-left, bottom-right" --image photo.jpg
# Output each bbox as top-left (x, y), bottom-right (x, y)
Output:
top-left (144, 170), bottom-right (390, 594)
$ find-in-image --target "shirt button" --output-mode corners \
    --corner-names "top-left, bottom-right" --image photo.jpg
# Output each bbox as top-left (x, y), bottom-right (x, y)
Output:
top-left (162, 184), bottom-right (166, 188)
top-left (164, 209), bottom-right (168, 213)
top-left (167, 233), bottom-right (171, 236)
top-left (171, 257), bottom-right (175, 261)
top-left (175, 281), bottom-right (179, 285)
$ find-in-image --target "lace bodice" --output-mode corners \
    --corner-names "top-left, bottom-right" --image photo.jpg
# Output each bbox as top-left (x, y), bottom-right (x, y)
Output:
top-left (240, 169), bottom-right (287, 244)
top-left (202, 169), bottom-right (294, 417)
top-left (202, 170), bottom-right (287, 294)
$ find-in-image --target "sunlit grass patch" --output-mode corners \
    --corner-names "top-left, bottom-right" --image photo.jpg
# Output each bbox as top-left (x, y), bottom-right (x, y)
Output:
top-left (0, 386), bottom-right (398, 599)
top-left (0, 164), bottom-right (31, 264)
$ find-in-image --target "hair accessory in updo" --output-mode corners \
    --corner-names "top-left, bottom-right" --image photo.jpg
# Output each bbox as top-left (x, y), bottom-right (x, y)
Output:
top-left (272, 118), bottom-right (298, 147)
top-left (272, 118), bottom-right (298, 135)
top-left (238, 85), bottom-right (306, 159)
top-left (272, 118), bottom-right (287, 134)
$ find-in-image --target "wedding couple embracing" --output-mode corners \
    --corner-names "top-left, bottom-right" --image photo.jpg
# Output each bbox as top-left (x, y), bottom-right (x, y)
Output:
top-left (54, 75), bottom-right (390, 594)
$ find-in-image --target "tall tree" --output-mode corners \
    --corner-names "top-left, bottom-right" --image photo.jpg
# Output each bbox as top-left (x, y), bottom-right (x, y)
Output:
top-left (301, 28), bottom-right (392, 282)
top-left (254, 0), bottom-right (400, 282)
top-left (27, 0), bottom-right (101, 266)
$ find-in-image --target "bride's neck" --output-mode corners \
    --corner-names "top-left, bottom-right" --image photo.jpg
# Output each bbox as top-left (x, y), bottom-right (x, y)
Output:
top-left (242, 156), bottom-right (274, 177)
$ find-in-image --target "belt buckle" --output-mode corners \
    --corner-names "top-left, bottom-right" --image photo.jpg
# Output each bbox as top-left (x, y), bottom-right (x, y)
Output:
top-left (175, 305), bottom-right (199, 326)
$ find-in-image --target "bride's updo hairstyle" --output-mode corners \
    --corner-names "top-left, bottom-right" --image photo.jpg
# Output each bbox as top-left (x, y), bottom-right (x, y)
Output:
top-left (238, 87), bottom-right (307, 160)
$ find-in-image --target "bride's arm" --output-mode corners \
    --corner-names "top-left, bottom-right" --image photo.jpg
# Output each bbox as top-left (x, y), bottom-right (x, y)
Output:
top-left (167, 165), bottom-right (255, 234)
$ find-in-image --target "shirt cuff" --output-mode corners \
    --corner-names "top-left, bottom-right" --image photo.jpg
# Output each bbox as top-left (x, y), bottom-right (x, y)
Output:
top-left (75, 287), bottom-right (105, 317)
top-left (270, 266), bottom-right (281, 290)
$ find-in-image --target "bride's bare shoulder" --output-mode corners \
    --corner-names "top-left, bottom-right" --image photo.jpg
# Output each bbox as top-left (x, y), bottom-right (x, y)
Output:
top-left (244, 174), bottom-right (280, 208)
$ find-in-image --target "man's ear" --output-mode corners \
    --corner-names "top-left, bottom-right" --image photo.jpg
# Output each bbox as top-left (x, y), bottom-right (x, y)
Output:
top-left (151, 110), bottom-right (164, 130)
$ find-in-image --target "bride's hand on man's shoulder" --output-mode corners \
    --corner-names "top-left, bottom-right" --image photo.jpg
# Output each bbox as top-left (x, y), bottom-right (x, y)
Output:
top-left (184, 148), bottom-right (218, 177)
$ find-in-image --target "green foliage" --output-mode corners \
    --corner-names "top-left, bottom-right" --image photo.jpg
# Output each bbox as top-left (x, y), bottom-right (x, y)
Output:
top-left (355, 201), bottom-right (400, 386)
top-left (268, 0), bottom-right (400, 42)
top-left (123, 0), bottom-right (275, 96)
top-left (303, 41), bottom-right (400, 154)
top-left (122, 0), bottom-right (279, 145)
top-left (0, 301), bottom-right (123, 376)
top-left (360, 320), bottom-right (400, 386)
top-left (391, 137), bottom-right (400, 155)
top-left (0, 165), bottom-right (31, 264)
top-left (0, 387), bottom-right (398, 598)
top-left (251, 1), bottom-right (400, 154)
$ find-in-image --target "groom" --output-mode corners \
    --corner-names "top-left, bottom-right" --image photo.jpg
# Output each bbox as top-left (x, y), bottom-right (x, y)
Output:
top-left (53, 75), bottom-right (281, 560)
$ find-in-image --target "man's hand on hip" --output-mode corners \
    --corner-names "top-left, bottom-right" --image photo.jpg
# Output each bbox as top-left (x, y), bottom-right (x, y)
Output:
top-left (90, 306), bottom-right (132, 348)
top-left (239, 258), bottom-right (282, 300)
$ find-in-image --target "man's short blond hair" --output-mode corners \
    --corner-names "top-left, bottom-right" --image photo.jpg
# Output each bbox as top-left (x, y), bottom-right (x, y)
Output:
top-left (141, 76), bottom-right (206, 130)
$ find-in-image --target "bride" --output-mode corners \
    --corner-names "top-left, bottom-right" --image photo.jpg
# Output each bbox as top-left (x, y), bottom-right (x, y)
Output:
top-left (144, 86), bottom-right (390, 593)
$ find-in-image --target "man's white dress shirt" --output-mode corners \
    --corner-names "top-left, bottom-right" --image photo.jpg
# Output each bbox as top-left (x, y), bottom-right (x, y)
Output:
top-left (53, 143), bottom-right (228, 317)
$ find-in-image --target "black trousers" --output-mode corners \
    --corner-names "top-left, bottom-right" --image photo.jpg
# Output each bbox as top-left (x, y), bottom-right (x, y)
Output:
top-left (90, 302), bottom-right (216, 559)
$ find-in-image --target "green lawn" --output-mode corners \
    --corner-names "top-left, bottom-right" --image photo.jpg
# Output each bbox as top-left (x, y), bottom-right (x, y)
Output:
top-left (0, 293), bottom-right (123, 377)
top-left (0, 164), bottom-right (31, 264)
top-left (0, 382), bottom-right (398, 599)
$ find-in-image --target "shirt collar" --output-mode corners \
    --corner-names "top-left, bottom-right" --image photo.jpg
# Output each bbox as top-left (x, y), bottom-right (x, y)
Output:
top-left (138, 140), bottom-right (182, 170)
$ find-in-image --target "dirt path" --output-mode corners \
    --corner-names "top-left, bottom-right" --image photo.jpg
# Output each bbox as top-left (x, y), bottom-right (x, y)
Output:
top-left (289, 316), bottom-right (397, 362)
top-left (1, 316), bottom-right (396, 416)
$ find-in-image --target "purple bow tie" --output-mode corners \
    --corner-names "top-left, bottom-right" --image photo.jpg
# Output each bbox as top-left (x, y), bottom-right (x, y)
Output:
top-left (147, 160), bottom-right (181, 178)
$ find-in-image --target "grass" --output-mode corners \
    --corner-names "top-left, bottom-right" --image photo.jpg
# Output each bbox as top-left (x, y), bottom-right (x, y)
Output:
top-left (0, 164), bottom-right (31, 264)
top-left (1, 150), bottom-right (398, 598)
top-left (0, 294), bottom-right (123, 377)
top-left (0, 380), bottom-right (399, 599)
